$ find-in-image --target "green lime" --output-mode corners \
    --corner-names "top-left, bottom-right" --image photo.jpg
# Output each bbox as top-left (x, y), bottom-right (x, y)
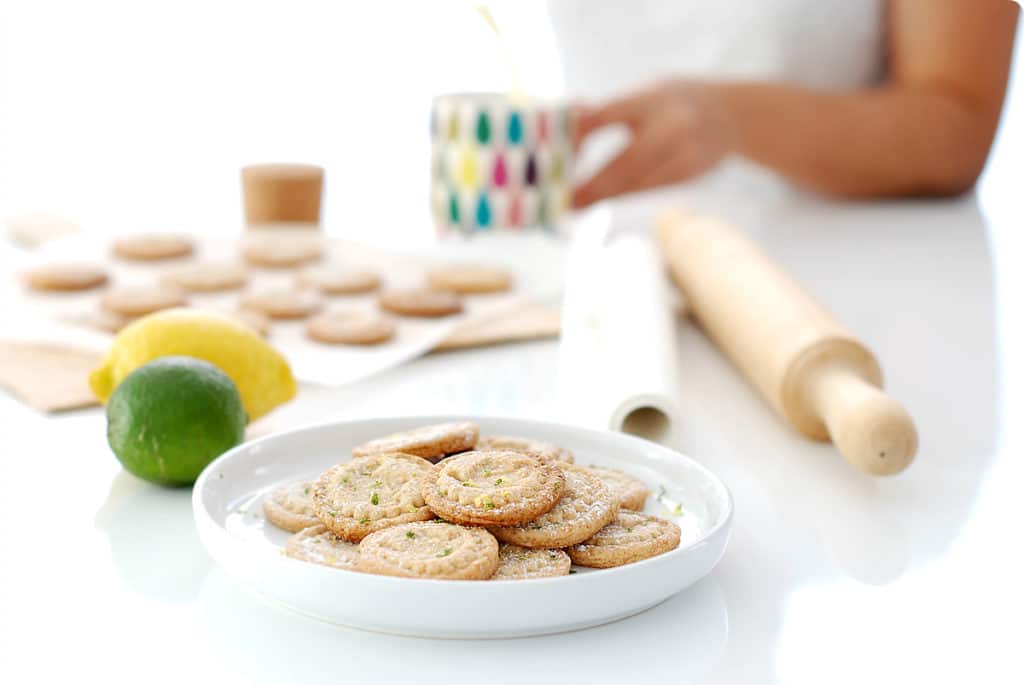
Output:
top-left (106, 355), bottom-right (247, 486)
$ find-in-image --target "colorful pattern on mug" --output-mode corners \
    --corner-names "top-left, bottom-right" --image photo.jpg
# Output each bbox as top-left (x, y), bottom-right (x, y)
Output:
top-left (431, 95), bottom-right (572, 234)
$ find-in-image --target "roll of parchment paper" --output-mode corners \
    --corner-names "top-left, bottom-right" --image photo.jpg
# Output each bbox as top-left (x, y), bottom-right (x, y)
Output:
top-left (557, 230), bottom-right (682, 442)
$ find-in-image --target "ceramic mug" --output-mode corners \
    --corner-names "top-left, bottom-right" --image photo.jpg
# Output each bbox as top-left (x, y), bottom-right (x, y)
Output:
top-left (430, 93), bottom-right (573, 234)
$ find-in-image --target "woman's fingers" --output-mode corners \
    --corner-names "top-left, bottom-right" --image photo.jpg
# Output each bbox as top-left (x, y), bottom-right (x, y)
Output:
top-left (572, 113), bottom-right (681, 207)
top-left (572, 154), bottom-right (687, 208)
top-left (628, 149), bottom-right (703, 195)
top-left (570, 83), bottom-right (735, 206)
top-left (572, 87), bottom-right (661, 145)
top-left (569, 104), bottom-right (596, 150)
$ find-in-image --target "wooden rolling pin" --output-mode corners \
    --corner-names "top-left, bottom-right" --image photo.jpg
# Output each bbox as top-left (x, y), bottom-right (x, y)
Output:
top-left (656, 209), bottom-right (917, 475)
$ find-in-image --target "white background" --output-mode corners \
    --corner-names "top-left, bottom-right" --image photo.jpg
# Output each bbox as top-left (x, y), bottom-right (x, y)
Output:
top-left (1, 3), bottom-right (1023, 684)
top-left (0, 0), bottom-right (563, 246)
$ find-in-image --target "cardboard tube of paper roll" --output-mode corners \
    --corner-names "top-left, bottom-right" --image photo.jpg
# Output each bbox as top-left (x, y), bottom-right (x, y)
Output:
top-left (557, 232), bottom-right (681, 442)
top-left (655, 209), bottom-right (917, 475)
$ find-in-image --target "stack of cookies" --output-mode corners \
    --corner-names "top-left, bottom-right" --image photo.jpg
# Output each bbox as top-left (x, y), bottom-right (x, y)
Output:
top-left (263, 421), bottom-right (682, 581)
top-left (21, 231), bottom-right (515, 348)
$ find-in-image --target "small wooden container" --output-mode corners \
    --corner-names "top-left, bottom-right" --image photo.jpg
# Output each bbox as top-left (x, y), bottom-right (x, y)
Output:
top-left (241, 163), bottom-right (323, 226)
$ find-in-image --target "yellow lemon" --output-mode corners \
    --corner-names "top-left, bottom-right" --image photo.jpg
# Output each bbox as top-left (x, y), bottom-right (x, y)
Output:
top-left (89, 308), bottom-right (296, 420)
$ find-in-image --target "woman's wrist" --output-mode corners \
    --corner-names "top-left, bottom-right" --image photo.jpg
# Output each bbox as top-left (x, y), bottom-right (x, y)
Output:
top-left (692, 82), bottom-right (748, 162)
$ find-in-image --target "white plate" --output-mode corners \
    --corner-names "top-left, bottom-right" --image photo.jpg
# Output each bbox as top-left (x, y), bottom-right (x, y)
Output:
top-left (192, 415), bottom-right (733, 638)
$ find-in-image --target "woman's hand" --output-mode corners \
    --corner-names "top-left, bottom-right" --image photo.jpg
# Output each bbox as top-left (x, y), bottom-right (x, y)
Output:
top-left (571, 1), bottom-right (1017, 202)
top-left (572, 81), bottom-right (738, 208)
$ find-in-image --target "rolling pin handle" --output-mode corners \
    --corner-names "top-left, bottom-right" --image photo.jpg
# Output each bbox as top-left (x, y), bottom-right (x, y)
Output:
top-left (805, 363), bottom-right (918, 475)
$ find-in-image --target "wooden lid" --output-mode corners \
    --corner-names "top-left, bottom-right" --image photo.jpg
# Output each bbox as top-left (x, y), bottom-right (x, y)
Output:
top-left (241, 163), bottom-right (324, 226)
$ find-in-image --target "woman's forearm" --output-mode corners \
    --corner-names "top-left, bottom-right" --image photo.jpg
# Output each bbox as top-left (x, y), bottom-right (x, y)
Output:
top-left (570, 1), bottom-right (1016, 206)
top-left (716, 82), bottom-right (1001, 198)
top-left (716, 0), bottom-right (1017, 198)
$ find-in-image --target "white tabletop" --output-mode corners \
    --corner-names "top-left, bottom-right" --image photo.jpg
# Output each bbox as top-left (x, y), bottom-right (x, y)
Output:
top-left (2, 184), bottom-right (1022, 684)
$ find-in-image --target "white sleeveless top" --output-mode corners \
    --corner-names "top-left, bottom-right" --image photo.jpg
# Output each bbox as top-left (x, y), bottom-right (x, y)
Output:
top-left (547, 0), bottom-right (887, 98)
top-left (545, 0), bottom-right (887, 229)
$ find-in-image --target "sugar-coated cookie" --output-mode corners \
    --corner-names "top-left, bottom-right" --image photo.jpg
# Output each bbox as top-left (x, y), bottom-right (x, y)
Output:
top-left (230, 308), bottom-right (271, 336)
top-left (284, 525), bottom-right (360, 570)
top-left (313, 452), bottom-right (434, 542)
top-left (491, 544), bottom-right (571, 580)
top-left (423, 450), bottom-right (565, 526)
top-left (263, 480), bottom-right (320, 532)
top-left (100, 285), bottom-right (187, 317)
top-left (357, 521), bottom-right (499, 580)
top-left (568, 510), bottom-right (681, 568)
top-left (112, 233), bottom-right (194, 261)
top-left (490, 464), bottom-right (618, 548)
top-left (64, 310), bottom-right (131, 334)
top-left (476, 436), bottom-right (575, 464)
top-left (352, 421), bottom-right (479, 461)
top-left (6, 213), bottom-right (78, 247)
top-left (583, 466), bottom-right (649, 510)
top-left (297, 266), bottom-right (380, 295)
top-left (163, 261), bottom-right (248, 292)
top-left (242, 288), bottom-right (321, 320)
top-left (23, 263), bottom-right (108, 292)
top-left (242, 234), bottom-right (323, 268)
top-left (427, 265), bottom-right (512, 294)
top-left (306, 311), bottom-right (395, 345)
top-left (378, 289), bottom-right (463, 317)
